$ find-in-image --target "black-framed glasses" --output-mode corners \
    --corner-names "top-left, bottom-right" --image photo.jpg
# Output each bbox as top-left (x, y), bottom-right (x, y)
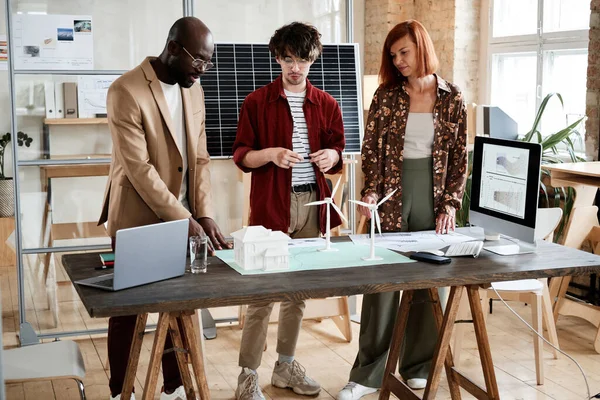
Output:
top-left (176, 41), bottom-right (214, 71)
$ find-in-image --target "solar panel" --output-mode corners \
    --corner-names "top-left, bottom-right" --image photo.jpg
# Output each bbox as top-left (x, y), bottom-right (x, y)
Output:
top-left (200, 43), bottom-right (363, 158)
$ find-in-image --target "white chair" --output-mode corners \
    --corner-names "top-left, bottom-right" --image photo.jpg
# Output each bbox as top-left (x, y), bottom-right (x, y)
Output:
top-left (453, 208), bottom-right (562, 386)
top-left (3, 340), bottom-right (87, 399)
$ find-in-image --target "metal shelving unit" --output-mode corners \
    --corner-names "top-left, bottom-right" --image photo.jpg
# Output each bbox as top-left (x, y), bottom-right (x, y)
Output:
top-left (6, 0), bottom-right (195, 345)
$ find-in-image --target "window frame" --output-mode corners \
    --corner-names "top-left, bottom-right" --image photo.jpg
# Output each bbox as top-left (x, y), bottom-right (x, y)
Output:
top-left (482, 0), bottom-right (590, 133)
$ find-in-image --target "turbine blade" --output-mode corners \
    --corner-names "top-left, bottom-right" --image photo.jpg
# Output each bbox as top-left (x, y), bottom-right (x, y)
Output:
top-left (349, 199), bottom-right (372, 208)
top-left (331, 203), bottom-right (348, 224)
top-left (304, 201), bottom-right (327, 206)
top-left (375, 211), bottom-right (382, 236)
top-left (377, 188), bottom-right (398, 206)
top-left (331, 177), bottom-right (342, 197)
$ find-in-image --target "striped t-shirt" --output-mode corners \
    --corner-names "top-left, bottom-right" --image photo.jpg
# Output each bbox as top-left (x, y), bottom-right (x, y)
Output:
top-left (284, 89), bottom-right (316, 186)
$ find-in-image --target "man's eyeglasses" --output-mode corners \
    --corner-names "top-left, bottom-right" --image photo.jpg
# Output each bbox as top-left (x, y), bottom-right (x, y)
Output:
top-left (282, 56), bottom-right (310, 68)
top-left (176, 42), bottom-right (214, 71)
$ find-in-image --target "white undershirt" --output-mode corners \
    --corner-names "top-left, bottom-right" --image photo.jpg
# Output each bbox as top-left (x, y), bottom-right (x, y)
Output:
top-left (284, 89), bottom-right (316, 186)
top-left (403, 113), bottom-right (434, 159)
top-left (159, 81), bottom-right (189, 211)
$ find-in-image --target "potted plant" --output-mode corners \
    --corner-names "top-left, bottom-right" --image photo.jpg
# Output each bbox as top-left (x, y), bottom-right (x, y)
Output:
top-left (0, 131), bottom-right (33, 217)
top-left (457, 92), bottom-right (585, 241)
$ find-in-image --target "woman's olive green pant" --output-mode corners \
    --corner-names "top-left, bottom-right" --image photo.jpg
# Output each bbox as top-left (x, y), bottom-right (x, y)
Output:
top-left (349, 157), bottom-right (448, 387)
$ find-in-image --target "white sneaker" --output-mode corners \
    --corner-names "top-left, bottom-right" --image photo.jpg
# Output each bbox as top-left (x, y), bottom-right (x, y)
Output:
top-left (236, 368), bottom-right (265, 400)
top-left (406, 378), bottom-right (427, 390)
top-left (271, 360), bottom-right (321, 395)
top-left (110, 394), bottom-right (136, 400)
top-left (160, 385), bottom-right (187, 400)
top-left (337, 381), bottom-right (377, 400)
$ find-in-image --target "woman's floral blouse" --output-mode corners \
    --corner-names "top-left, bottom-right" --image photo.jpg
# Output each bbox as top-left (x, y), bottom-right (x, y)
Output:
top-left (361, 75), bottom-right (468, 231)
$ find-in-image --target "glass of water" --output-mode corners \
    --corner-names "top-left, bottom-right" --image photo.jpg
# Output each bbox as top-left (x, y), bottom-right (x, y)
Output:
top-left (189, 234), bottom-right (208, 274)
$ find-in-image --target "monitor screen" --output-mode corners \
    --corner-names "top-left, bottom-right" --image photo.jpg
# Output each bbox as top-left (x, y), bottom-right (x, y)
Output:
top-left (478, 143), bottom-right (529, 219)
top-left (470, 137), bottom-right (542, 236)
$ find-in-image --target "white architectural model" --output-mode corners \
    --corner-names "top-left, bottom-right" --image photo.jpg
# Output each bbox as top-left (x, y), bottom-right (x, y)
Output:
top-left (350, 189), bottom-right (398, 261)
top-left (231, 226), bottom-right (290, 271)
top-left (304, 177), bottom-right (347, 252)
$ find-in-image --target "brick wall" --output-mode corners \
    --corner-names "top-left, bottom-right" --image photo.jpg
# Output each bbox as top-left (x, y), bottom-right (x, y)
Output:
top-left (587, 0), bottom-right (600, 160)
top-left (454, 0), bottom-right (481, 104)
top-left (364, 0), bottom-right (414, 74)
top-left (415, 0), bottom-right (456, 83)
top-left (363, 0), bottom-right (480, 104)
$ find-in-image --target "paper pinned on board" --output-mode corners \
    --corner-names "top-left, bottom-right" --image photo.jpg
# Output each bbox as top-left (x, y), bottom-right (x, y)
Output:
top-left (12, 14), bottom-right (93, 70)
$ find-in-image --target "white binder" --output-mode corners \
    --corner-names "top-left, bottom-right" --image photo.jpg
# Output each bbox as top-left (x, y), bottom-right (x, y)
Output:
top-left (43, 82), bottom-right (55, 119)
top-left (54, 82), bottom-right (65, 119)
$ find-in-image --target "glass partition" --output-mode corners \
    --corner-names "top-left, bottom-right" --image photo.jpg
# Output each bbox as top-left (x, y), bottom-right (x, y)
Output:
top-left (194, 0), bottom-right (346, 43)
top-left (4, 0), bottom-right (183, 340)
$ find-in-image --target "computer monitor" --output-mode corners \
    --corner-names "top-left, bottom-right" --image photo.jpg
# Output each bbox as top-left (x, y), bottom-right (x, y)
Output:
top-left (469, 136), bottom-right (542, 255)
top-left (475, 105), bottom-right (519, 140)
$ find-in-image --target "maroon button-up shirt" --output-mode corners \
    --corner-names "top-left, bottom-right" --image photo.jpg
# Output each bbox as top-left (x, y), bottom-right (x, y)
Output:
top-left (233, 75), bottom-right (346, 234)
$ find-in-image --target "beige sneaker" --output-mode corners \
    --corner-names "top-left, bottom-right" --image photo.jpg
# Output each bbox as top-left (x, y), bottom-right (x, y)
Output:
top-left (236, 368), bottom-right (265, 400)
top-left (271, 360), bottom-right (321, 395)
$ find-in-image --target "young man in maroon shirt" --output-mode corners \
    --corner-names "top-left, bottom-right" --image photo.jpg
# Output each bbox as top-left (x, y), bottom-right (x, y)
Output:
top-left (232, 22), bottom-right (346, 400)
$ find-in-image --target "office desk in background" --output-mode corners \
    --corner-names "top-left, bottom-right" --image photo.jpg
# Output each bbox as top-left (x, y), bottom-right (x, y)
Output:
top-left (544, 162), bottom-right (600, 353)
top-left (62, 239), bottom-right (600, 400)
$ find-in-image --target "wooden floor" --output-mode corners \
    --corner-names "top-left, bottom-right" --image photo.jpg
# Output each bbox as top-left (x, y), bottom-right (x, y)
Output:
top-left (3, 257), bottom-right (600, 400)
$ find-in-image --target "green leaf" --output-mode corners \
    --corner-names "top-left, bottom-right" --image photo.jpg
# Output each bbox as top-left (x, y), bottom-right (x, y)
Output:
top-left (539, 180), bottom-right (549, 207)
top-left (523, 93), bottom-right (564, 142)
top-left (540, 117), bottom-right (584, 150)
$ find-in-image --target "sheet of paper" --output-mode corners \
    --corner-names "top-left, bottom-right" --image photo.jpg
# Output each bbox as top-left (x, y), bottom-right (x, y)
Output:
top-left (77, 75), bottom-right (119, 117)
top-left (288, 238), bottom-right (327, 248)
top-left (349, 230), bottom-right (474, 252)
top-left (12, 14), bottom-right (93, 70)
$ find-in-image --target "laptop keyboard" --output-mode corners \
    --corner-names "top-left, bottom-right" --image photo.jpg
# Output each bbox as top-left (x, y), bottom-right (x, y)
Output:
top-left (94, 277), bottom-right (114, 288)
top-left (445, 241), bottom-right (484, 257)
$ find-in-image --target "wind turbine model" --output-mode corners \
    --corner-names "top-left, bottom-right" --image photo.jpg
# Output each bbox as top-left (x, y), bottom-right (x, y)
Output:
top-left (349, 189), bottom-right (398, 261)
top-left (304, 177), bottom-right (348, 252)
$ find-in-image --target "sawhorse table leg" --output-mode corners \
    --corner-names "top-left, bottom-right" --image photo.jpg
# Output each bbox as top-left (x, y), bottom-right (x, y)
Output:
top-left (379, 285), bottom-right (500, 400)
top-left (120, 310), bottom-right (210, 400)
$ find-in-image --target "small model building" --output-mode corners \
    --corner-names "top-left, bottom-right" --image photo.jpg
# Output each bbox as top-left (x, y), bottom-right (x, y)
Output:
top-left (231, 226), bottom-right (290, 271)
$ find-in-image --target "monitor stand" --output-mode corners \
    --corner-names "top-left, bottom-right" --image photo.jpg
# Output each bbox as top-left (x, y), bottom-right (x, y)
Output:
top-left (482, 231), bottom-right (537, 256)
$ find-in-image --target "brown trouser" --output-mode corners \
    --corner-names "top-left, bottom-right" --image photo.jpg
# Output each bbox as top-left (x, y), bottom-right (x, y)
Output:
top-left (238, 188), bottom-right (319, 369)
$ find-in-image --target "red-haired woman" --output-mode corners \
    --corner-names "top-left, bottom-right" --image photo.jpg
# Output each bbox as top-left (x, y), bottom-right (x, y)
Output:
top-left (338, 20), bottom-right (468, 399)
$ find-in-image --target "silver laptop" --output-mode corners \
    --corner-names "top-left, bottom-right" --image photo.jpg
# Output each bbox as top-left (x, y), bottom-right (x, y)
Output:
top-left (76, 219), bottom-right (189, 291)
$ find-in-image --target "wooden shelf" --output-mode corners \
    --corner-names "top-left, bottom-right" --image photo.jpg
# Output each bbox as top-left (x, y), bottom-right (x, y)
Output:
top-left (43, 118), bottom-right (108, 125)
top-left (40, 164), bottom-right (111, 182)
top-left (49, 154), bottom-right (111, 160)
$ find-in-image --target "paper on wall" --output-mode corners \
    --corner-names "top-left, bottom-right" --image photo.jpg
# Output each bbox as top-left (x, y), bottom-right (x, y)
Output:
top-left (77, 75), bottom-right (119, 118)
top-left (12, 14), bottom-right (93, 70)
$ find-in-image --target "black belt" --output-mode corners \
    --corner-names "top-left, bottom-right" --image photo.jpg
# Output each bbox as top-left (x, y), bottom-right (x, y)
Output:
top-left (292, 183), bottom-right (317, 193)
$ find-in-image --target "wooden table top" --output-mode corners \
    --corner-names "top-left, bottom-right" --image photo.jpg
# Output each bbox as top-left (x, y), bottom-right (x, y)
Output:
top-left (544, 162), bottom-right (600, 178)
top-left (62, 238), bottom-right (600, 318)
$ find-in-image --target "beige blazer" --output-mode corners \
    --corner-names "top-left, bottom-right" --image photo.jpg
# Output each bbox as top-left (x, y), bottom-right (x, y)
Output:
top-left (98, 57), bottom-right (213, 236)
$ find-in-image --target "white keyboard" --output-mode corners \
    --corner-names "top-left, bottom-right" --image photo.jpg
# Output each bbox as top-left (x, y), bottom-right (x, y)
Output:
top-left (445, 241), bottom-right (484, 258)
